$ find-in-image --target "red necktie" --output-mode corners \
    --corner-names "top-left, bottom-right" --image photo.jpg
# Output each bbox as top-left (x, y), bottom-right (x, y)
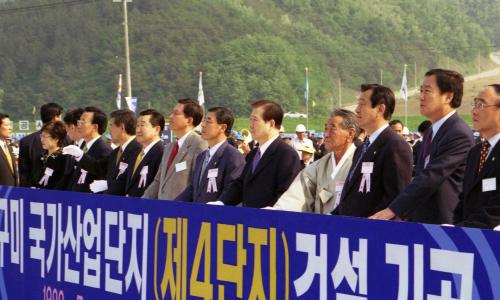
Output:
top-left (166, 142), bottom-right (179, 173)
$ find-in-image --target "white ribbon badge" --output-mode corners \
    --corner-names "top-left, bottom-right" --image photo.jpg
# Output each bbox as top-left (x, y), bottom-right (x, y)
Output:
top-left (77, 169), bottom-right (88, 184)
top-left (334, 180), bottom-right (345, 208)
top-left (117, 162), bottom-right (128, 178)
top-left (138, 166), bottom-right (148, 188)
top-left (359, 162), bottom-right (373, 193)
top-left (38, 167), bottom-right (54, 187)
top-left (206, 168), bottom-right (218, 193)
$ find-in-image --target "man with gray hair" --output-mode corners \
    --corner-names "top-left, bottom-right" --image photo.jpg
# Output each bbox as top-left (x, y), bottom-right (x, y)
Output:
top-left (272, 109), bottom-right (358, 213)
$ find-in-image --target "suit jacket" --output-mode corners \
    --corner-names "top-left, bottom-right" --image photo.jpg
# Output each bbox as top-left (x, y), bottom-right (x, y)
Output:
top-left (19, 131), bottom-right (71, 187)
top-left (454, 140), bottom-right (500, 229)
top-left (34, 150), bottom-right (68, 190)
top-left (0, 141), bottom-right (18, 186)
top-left (389, 113), bottom-right (474, 224)
top-left (78, 139), bottom-right (142, 195)
top-left (275, 145), bottom-right (355, 214)
top-left (124, 140), bottom-right (164, 197)
top-left (336, 127), bottom-right (413, 217)
top-left (175, 140), bottom-right (245, 203)
top-left (70, 138), bottom-right (112, 193)
top-left (142, 132), bottom-right (207, 200)
top-left (219, 137), bottom-right (301, 208)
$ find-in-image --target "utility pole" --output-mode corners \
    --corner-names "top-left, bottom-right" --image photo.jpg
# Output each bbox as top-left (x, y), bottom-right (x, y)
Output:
top-left (380, 69), bottom-right (383, 85)
top-left (114, 0), bottom-right (133, 98)
top-left (477, 51), bottom-right (481, 73)
top-left (414, 61), bottom-right (417, 89)
top-left (338, 79), bottom-right (342, 108)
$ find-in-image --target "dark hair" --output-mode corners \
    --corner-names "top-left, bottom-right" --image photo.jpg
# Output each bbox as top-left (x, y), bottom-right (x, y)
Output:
top-left (207, 107), bottom-right (235, 136)
top-left (417, 120), bottom-right (432, 134)
top-left (425, 69), bottom-right (464, 108)
top-left (139, 109), bottom-right (165, 130)
top-left (178, 98), bottom-right (203, 127)
top-left (41, 121), bottom-right (67, 147)
top-left (250, 99), bottom-right (284, 129)
top-left (360, 84), bottom-right (396, 120)
top-left (84, 106), bottom-right (107, 135)
top-left (110, 109), bottom-right (136, 135)
top-left (63, 108), bottom-right (84, 126)
top-left (389, 119), bottom-right (404, 127)
top-left (41, 103), bottom-right (63, 124)
top-left (330, 109), bottom-right (360, 140)
top-left (489, 84), bottom-right (500, 106)
top-left (0, 113), bottom-right (9, 126)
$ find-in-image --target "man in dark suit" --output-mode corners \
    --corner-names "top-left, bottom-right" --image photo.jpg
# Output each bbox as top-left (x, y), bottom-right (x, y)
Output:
top-left (63, 107), bottom-right (112, 193)
top-left (334, 84), bottom-right (413, 217)
top-left (75, 109), bottom-right (142, 195)
top-left (0, 113), bottom-right (18, 186)
top-left (123, 109), bottom-right (165, 197)
top-left (371, 69), bottom-right (474, 224)
top-left (176, 107), bottom-right (245, 203)
top-left (454, 84), bottom-right (500, 229)
top-left (18, 102), bottom-right (66, 187)
top-left (210, 99), bottom-right (301, 208)
top-left (60, 108), bottom-right (85, 190)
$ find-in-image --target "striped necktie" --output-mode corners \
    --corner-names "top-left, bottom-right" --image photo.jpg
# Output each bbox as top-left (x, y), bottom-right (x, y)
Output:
top-left (132, 150), bottom-right (144, 176)
top-left (2, 142), bottom-right (13, 173)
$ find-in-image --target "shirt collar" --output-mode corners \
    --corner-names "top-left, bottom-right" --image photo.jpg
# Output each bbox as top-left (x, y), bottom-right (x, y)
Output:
top-left (142, 138), bottom-right (161, 156)
top-left (487, 132), bottom-right (500, 151)
top-left (121, 136), bottom-right (136, 151)
top-left (177, 130), bottom-right (193, 149)
top-left (331, 143), bottom-right (356, 179)
top-left (258, 134), bottom-right (280, 156)
top-left (77, 139), bottom-right (85, 148)
top-left (368, 123), bottom-right (389, 144)
top-left (85, 136), bottom-right (101, 151)
top-left (208, 140), bottom-right (226, 158)
top-left (0, 139), bottom-right (7, 148)
top-left (431, 110), bottom-right (456, 140)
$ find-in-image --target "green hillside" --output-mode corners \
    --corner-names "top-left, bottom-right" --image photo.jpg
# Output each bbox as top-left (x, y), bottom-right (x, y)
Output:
top-left (0, 0), bottom-right (496, 118)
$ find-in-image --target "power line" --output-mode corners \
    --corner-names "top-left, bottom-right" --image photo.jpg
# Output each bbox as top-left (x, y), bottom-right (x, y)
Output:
top-left (0, 0), bottom-right (101, 15)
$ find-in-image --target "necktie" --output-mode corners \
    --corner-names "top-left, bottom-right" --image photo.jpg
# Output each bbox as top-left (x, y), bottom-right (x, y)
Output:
top-left (347, 137), bottom-right (370, 182)
top-left (198, 151), bottom-right (211, 186)
top-left (83, 144), bottom-right (88, 153)
top-left (2, 142), bottom-right (13, 173)
top-left (478, 140), bottom-right (491, 173)
top-left (166, 141), bottom-right (179, 172)
top-left (132, 150), bottom-right (144, 176)
top-left (421, 127), bottom-right (433, 160)
top-left (115, 147), bottom-right (123, 167)
top-left (252, 149), bottom-right (262, 173)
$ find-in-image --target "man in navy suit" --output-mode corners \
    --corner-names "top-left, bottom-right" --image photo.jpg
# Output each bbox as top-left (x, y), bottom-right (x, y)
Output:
top-left (64, 106), bottom-right (113, 193)
top-left (19, 102), bottom-right (67, 187)
top-left (210, 99), bottom-right (301, 208)
top-left (371, 69), bottom-right (474, 224)
top-left (123, 109), bottom-right (165, 197)
top-left (176, 107), bottom-right (245, 203)
top-left (0, 113), bottom-right (18, 187)
top-left (454, 84), bottom-right (500, 229)
top-left (75, 109), bottom-right (142, 195)
top-left (334, 84), bottom-right (413, 217)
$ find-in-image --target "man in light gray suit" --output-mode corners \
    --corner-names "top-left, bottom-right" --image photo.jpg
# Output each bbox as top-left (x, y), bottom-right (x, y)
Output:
top-left (272, 109), bottom-right (358, 214)
top-left (142, 98), bottom-right (207, 200)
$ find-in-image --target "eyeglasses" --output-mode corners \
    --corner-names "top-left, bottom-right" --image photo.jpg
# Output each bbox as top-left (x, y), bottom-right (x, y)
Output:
top-left (471, 100), bottom-right (499, 111)
top-left (77, 120), bottom-right (91, 125)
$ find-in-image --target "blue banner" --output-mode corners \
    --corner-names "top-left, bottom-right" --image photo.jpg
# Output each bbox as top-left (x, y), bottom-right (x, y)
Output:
top-left (0, 186), bottom-right (498, 300)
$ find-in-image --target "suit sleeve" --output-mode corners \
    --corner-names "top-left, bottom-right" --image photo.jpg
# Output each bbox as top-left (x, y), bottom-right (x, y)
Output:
top-left (389, 129), bottom-right (473, 218)
top-left (141, 150), bottom-right (166, 199)
top-left (221, 151), bottom-right (246, 194)
top-left (18, 137), bottom-right (30, 187)
top-left (273, 147), bottom-right (301, 204)
top-left (219, 150), bottom-right (254, 205)
top-left (78, 153), bottom-right (109, 176)
top-left (273, 169), bottom-right (310, 212)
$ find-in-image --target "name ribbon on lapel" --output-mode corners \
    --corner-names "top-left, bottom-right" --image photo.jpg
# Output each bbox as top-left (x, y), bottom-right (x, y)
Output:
top-left (38, 167), bottom-right (54, 187)
top-left (77, 169), bottom-right (88, 184)
top-left (117, 162), bottom-right (128, 177)
top-left (359, 162), bottom-right (373, 193)
top-left (138, 166), bottom-right (148, 188)
top-left (206, 168), bottom-right (218, 193)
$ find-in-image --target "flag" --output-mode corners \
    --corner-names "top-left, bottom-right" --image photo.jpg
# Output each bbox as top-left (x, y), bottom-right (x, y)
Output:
top-left (32, 106), bottom-right (36, 116)
top-left (116, 74), bottom-right (122, 109)
top-left (400, 65), bottom-right (408, 102)
top-left (312, 100), bottom-right (316, 108)
top-left (197, 71), bottom-right (205, 106)
top-left (304, 67), bottom-right (309, 105)
top-left (125, 96), bottom-right (137, 113)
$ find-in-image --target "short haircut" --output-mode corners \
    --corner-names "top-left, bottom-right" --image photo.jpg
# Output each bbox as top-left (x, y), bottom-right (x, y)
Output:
top-left (389, 119), bottom-right (404, 127)
top-left (41, 121), bottom-right (67, 147)
top-left (489, 84), bottom-right (500, 105)
top-left (250, 99), bottom-right (284, 129)
top-left (330, 109), bottom-right (360, 140)
top-left (178, 98), bottom-right (203, 127)
top-left (425, 69), bottom-right (464, 108)
top-left (139, 109), bottom-right (165, 130)
top-left (207, 107), bottom-right (235, 136)
top-left (417, 120), bottom-right (432, 134)
top-left (110, 109), bottom-right (136, 135)
top-left (63, 108), bottom-right (84, 126)
top-left (0, 113), bottom-right (9, 126)
top-left (41, 102), bottom-right (63, 124)
top-left (360, 84), bottom-right (396, 120)
top-left (84, 106), bottom-right (107, 135)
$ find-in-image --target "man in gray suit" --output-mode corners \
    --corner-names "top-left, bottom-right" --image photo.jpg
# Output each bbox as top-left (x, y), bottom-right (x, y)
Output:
top-left (142, 98), bottom-right (207, 200)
